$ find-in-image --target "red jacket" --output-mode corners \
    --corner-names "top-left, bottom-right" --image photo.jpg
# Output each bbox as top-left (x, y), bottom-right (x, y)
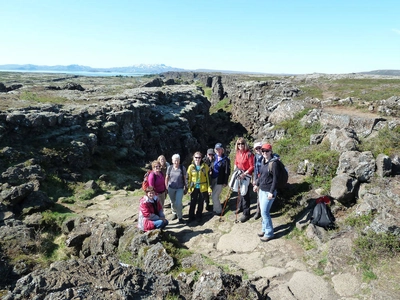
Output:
top-left (235, 150), bottom-right (254, 175)
top-left (137, 196), bottom-right (165, 232)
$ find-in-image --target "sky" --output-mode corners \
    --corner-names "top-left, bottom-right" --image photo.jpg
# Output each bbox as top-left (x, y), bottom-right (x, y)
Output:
top-left (1, 0), bottom-right (400, 74)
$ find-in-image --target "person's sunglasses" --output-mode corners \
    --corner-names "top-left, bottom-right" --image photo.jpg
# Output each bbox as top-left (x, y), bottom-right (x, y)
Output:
top-left (155, 165), bottom-right (161, 168)
top-left (237, 142), bottom-right (245, 145)
top-left (262, 150), bottom-right (271, 153)
top-left (194, 157), bottom-right (202, 159)
top-left (255, 147), bottom-right (261, 150)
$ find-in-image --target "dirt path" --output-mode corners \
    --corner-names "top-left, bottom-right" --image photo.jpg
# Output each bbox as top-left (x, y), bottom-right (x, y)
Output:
top-left (73, 188), bottom-right (305, 274)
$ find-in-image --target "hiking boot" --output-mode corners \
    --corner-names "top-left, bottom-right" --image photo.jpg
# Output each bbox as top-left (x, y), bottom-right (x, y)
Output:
top-left (257, 232), bottom-right (265, 237)
top-left (260, 236), bottom-right (273, 242)
top-left (240, 214), bottom-right (249, 223)
top-left (164, 203), bottom-right (171, 208)
top-left (178, 218), bottom-right (185, 224)
top-left (170, 214), bottom-right (177, 221)
top-left (253, 212), bottom-right (261, 220)
top-left (206, 205), bottom-right (213, 212)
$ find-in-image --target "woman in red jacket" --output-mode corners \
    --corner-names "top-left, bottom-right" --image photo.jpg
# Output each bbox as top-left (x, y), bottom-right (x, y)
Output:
top-left (233, 137), bottom-right (254, 222)
top-left (137, 186), bottom-right (168, 232)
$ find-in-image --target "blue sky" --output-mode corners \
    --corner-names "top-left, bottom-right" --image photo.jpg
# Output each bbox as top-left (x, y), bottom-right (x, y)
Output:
top-left (1, 0), bottom-right (399, 74)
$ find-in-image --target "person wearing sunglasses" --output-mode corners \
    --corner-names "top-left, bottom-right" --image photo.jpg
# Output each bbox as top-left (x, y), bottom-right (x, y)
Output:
top-left (253, 143), bottom-right (278, 242)
top-left (231, 138), bottom-right (254, 222)
top-left (252, 142), bottom-right (263, 220)
top-left (148, 160), bottom-right (167, 207)
top-left (187, 151), bottom-right (211, 224)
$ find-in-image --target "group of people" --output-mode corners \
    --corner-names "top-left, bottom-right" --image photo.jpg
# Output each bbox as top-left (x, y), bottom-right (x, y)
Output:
top-left (138, 138), bottom-right (283, 243)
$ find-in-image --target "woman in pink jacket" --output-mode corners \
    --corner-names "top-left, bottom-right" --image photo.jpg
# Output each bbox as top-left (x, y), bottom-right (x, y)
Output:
top-left (148, 160), bottom-right (167, 207)
top-left (138, 186), bottom-right (168, 232)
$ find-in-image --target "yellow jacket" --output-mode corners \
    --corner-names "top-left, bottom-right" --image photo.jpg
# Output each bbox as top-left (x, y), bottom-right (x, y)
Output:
top-left (187, 162), bottom-right (211, 193)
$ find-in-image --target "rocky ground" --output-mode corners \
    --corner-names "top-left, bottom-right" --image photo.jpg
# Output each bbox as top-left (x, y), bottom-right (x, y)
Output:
top-left (2, 71), bottom-right (400, 299)
top-left (70, 180), bottom-right (399, 300)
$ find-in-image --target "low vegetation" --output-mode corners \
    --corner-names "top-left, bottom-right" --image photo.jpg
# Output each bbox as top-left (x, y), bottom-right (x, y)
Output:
top-left (345, 212), bottom-right (400, 282)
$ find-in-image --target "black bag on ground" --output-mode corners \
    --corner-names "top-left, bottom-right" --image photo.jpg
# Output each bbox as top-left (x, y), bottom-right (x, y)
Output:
top-left (310, 202), bottom-right (336, 228)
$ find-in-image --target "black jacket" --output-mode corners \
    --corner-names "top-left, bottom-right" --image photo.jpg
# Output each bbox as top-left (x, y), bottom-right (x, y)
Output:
top-left (256, 158), bottom-right (279, 193)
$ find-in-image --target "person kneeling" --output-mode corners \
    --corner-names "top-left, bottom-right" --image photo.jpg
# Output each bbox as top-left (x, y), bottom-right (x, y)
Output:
top-left (138, 186), bottom-right (169, 232)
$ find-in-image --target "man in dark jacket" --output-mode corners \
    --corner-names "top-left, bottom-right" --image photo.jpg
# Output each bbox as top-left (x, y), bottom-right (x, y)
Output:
top-left (210, 143), bottom-right (231, 215)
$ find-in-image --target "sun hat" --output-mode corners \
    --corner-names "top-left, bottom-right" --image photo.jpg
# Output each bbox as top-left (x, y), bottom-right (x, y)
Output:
top-left (207, 148), bottom-right (214, 155)
top-left (254, 142), bottom-right (262, 149)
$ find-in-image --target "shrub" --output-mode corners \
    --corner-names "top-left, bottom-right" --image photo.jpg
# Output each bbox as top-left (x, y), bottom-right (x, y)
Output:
top-left (359, 125), bottom-right (400, 157)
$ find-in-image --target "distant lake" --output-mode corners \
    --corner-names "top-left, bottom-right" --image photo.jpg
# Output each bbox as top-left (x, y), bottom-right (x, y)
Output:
top-left (0, 70), bottom-right (150, 77)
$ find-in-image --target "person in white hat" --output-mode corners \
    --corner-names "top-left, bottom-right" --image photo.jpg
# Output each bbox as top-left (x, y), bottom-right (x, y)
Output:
top-left (252, 141), bottom-right (263, 220)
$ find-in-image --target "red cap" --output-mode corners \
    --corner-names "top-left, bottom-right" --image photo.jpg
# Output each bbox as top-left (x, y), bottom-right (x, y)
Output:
top-left (261, 143), bottom-right (272, 151)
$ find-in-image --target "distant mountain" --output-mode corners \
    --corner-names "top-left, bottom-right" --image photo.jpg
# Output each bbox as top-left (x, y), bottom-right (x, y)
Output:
top-left (0, 64), bottom-right (185, 74)
top-left (359, 70), bottom-right (400, 76)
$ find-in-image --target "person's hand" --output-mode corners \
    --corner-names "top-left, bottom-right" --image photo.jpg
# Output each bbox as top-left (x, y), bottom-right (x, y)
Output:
top-left (253, 186), bottom-right (258, 192)
top-left (267, 192), bottom-right (273, 199)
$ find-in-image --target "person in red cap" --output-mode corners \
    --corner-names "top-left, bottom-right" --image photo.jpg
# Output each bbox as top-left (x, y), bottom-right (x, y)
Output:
top-left (253, 143), bottom-right (279, 241)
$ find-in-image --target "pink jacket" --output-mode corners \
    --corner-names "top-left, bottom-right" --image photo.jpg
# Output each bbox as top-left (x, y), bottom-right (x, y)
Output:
top-left (137, 196), bottom-right (165, 232)
top-left (148, 172), bottom-right (166, 194)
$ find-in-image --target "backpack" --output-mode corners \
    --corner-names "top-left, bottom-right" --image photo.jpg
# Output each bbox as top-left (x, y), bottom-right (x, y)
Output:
top-left (268, 159), bottom-right (288, 189)
top-left (141, 170), bottom-right (152, 191)
top-left (311, 202), bottom-right (336, 228)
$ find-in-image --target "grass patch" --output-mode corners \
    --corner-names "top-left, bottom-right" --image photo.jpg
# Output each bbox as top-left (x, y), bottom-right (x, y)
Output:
top-left (161, 233), bottom-right (193, 275)
top-left (297, 85), bottom-right (324, 99)
top-left (359, 125), bottom-right (400, 157)
top-left (210, 97), bottom-right (232, 114)
top-left (20, 91), bottom-right (68, 104)
top-left (296, 77), bottom-right (400, 102)
top-left (346, 212), bottom-right (400, 282)
top-left (203, 87), bottom-right (212, 100)
top-left (273, 109), bottom-right (338, 193)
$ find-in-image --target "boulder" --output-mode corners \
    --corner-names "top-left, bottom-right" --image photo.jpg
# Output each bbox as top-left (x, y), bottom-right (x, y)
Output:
top-left (376, 153), bottom-right (392, 177)
top-left (336, 151), bottom-right (375, 182)
top-left (330, 173), bottom-right (358, 206)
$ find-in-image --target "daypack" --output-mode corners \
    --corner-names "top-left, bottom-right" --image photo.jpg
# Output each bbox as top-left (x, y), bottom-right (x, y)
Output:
top-left (141, 170), bottom-right (153, 191)
top-left (268, 159), bottom-right (288, 189)
top-left (311, 201), bottom-right (336, 228)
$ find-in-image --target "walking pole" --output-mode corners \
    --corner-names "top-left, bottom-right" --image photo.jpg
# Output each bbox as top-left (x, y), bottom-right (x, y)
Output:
top-left (219, 188), bottom-right (232, 222)
top-left (235, 178), bottom-right (241, 223)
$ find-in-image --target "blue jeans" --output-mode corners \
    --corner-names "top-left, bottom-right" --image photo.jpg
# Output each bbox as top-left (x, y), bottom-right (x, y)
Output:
top-left (153, 219), bottom-right (169, 229)
top-left (168, 187), bottom-right (184, 218)
top-left (259, 190), bottom-right (276, 238)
